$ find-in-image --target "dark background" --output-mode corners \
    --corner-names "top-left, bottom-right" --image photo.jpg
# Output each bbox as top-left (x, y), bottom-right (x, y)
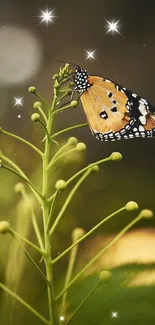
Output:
top-left (0, 1), bottom-right (155, 324)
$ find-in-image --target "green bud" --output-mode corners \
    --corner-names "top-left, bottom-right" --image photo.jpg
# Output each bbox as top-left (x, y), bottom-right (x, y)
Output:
top-left (139, 209), bottom-right (153, 219)
top-left (66, 89), bottom-right (72, 95)
top-left (125, 201), bottom-right (139, 211)
top-left (62, 64), bottom-right (69, 75)
top-left (100, 271), bottom-right (112, 282)
top-left (28, 86), bottom-right (36, 94)
top-left (64, 63), bottom-right (69, 70)
top-left (0, 221), bottom-right (10, 234)
top-left (110, 152), bottom-right (122, 161)
top-left (55, 179), bottom-right (67, 191)
top-left (33, 101), bottom-right (42, 109)
top-left (31, 113), bottom-right (40, 122)
top-left (67, 137), bottom-right (78, 145)
top-left (62, 78), bottom-right (67, 83)
top-left (54, 80), bottom-right (60, 89)
top-left (72, 227), bottom-right (85, 242)
top-left (91, 165), bottom-right (99, 172)
top-left (0, 127), bottom-right (3, 133)
top-left (71, 100), bottom-right (78, 108)
top-left (76, 142), bottom-right (86, 151)
top-left (53, 74), bottom-right (59, 80)
top-left (69, 81), bottom-right (75, 87)
top-left (14, 183), bottom-right (24, 193)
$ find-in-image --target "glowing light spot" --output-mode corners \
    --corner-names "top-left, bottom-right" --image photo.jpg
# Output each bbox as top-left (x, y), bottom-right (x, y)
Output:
top-left (105, 18), bottom-right (122, 35)
top-left (38, 9), bottom-right (56, 26)
top-left (59, 315), bottom-right (65, 322)
top-left (13, 97), bottom-right (24, 107)
top-left (0, 27), bottom-right (42, 85)
top-left (17, 114), bottom-right (21, 119)
top-left (111, 311), bottom-right (118, 318)
top-left (85, 50), bottom-right (96, 60)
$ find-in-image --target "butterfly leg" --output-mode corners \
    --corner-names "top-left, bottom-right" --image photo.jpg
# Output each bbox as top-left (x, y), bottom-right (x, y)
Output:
top-left (58, 91), bottom-right (82, 109)
top-left (58, 90), bottom-right (75, 109)
top-left (59, 72), bottom-right (75, 85)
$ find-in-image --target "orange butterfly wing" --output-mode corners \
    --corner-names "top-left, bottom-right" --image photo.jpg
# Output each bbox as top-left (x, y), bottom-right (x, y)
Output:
top-left (80, 76), bottom-right (155, 140)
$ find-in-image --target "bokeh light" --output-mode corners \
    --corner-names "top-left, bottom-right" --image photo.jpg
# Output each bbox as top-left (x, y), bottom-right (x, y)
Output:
top-left (0, 27), bottom-right (43, 85)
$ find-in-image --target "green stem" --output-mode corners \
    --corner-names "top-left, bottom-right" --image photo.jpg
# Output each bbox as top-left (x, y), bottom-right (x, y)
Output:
top-left (65, 280), bottom-right (101, 325)
top-left (35, 104), bottom-right (48, 124)
top-left (51, 123), bottom-right (88, 139)
top-left (59, 237), bottom-right (80, 323)
top-left (11, 232), bottom-right (48, 284)
top-left (48, 156), bottom-right (111, 203)
top-left (56, 92), bottom-right (69, 103)
top-left (38, 119), bottom-right (49, 137)
top-left (19, 186), bottom-right (44, 251)
top-left (0, 283), bottom-right (50, 325)
top-left (35, 92), bottom-right (51, 111)
top-left (53, 104), bottom-right (72, 116)
top-left (46, 192), bottom-right (58, 232)
top-left (66, 156), bottom-right (111, 186)
top-left (1, 129), bottom-right (43, 157)
top-left (49, 169), bottom-right (92, 236)
top-left (1, 163), bottom-right (42, 203)
top-left (50, 142), bottom-right (72, 161)
top-left (55, 212), bottom-right (144, 300)
top-left (47, 148), bottom-right (76, 171)
top-left (52, 206), bottom-right (125, 264)
top-left (31, 210), bottom-right (44, 251)
top-left (42, 91), bottom-right (57, 325)
top-left (10, 228), bottom-right (44, 255)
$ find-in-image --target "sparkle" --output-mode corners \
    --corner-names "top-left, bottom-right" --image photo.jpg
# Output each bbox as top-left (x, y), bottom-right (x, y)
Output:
top-left (17, 114), bottom-right (21, 119)
top-left (59, 316), bottom-right (65, 322)
top-left (85, 49), bottom-right (96, 60)
top-left (111, 311), bottom-right (118, 318)
top-left (13, 97), bottom-right (24, 107)
top-left (38, 9), bottom-right (56, 26)
top-left (105, 18), bottom-right (122, 35)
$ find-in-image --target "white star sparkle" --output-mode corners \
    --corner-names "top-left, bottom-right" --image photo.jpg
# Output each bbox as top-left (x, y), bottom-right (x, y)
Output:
top-left (111, 311), bottom-right (118, 318)
top-left (38, 9), bottom-right (56, 26)
top-left (59, 315), bottom-right (65, 322)
top-left (13, 97), bottom-right (24, 107)
top-left (105, 18), bottom-right (122, 35)
top-left (85, 49), bottom-right (96, 60)
top-left (17, 114), bottom-right (21, 119)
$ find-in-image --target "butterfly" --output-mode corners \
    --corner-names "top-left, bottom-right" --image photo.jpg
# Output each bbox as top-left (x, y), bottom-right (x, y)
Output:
top-left (72, 65), bottom-right (155, 141)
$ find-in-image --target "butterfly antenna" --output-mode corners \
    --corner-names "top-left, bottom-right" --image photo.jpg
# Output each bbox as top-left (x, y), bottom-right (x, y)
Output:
top-left (56, 60), bottom-right (79, 68)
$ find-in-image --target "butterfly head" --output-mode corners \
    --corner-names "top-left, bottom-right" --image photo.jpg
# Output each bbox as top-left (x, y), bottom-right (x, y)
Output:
top-left (74, 66), bottom-right (92, 93)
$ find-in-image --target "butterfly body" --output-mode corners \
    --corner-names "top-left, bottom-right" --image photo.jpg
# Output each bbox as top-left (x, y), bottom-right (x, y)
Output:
top-left (73, 66), bottom-right (155, 141)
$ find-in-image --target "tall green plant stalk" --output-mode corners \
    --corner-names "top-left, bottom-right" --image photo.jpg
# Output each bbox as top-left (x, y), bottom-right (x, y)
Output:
top-left (0, 64), bottom-right (153, 325)
top-left (42, 108), bottom-right (56, 324)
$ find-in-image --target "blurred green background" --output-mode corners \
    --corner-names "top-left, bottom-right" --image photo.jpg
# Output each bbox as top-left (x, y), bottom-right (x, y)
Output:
top-left (0, 0), bottom-right (155, 324)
